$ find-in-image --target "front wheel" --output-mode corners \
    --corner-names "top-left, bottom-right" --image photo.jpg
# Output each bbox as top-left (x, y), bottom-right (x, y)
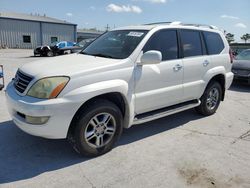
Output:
top-left (72, 99), bottom-right (123, 157)
top-left (195, 81), bottom-right (222, 116)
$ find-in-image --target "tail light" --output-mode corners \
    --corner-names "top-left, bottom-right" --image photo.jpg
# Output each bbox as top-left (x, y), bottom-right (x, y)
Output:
top-left (229, 49), bottom-right (234, 64)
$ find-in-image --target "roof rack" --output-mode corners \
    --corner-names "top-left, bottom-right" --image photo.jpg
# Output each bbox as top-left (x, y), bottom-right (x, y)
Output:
top-left (144, 21), bottom-right (218, 29)
top-left (179, 23), bottom-right (218, 29)
top-left (144, 22), bottom-right (172, 25)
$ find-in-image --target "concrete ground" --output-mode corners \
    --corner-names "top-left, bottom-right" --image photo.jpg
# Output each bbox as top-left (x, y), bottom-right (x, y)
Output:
top-left (0, 49), bottom-right (250, 188)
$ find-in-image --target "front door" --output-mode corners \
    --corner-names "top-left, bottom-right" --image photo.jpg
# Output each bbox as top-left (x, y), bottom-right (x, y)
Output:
top-left (134, 29), bottom-right (184, 114)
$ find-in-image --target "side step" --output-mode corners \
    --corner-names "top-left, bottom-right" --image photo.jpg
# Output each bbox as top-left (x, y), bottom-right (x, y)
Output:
top-left (133, 99), bottom-right (200, 125)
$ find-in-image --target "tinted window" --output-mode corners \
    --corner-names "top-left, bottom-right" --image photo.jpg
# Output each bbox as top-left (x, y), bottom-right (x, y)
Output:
top-left (203, 31), bottom-right (224, 55)
top-left (67, 42), bottom-right (74, 46)
top-left (23, 35), bottom-right (31, 43)
top-left (180, 30), bottom-right (202, 57)
top-left (235, 49), bottom-right (250, 60)
top-left (143, 30), bottom-right (178, 61)
top-left (58, 42), bottom-right (66, 48)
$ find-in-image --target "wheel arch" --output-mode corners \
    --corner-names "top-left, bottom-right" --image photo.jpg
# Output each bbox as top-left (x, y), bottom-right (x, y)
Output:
top-left (206, 74), bottom-right (226, 101)
top-left (67, 92), bottom-right (130, 139)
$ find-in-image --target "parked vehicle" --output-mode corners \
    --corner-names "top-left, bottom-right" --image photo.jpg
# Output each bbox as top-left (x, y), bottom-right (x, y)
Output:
top-left (34, 41), bottom-right (75, 57)
top-left (0, 65), bottom-right (4, 91)
top-left (232, 49), bottom-right (250, 84)
top-left (6, 22), bottom-right (233, 157)
top-left (63, 38), bottom-right (96, 54)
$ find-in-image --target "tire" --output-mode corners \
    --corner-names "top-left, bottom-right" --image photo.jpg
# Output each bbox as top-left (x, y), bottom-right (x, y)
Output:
top-left (195, 81), bottom-right (222, 116)
top-left (72, 99), bottom-right (123, 157)
top-left (47, 51), bottom-right (53, 57)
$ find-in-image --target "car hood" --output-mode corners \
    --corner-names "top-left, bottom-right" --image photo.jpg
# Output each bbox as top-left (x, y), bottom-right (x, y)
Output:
top-left (20, 53), bottom-right (122, 78)
top-left (232, 60), bottom-right (250, 70)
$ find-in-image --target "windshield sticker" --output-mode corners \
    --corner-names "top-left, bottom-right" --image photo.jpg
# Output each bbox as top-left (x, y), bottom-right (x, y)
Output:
top-left (127, 32), bottom-right (144, 37)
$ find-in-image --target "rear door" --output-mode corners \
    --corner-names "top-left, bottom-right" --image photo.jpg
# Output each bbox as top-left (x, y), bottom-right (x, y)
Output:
top-left (180, 29), bottom-right (211, 101)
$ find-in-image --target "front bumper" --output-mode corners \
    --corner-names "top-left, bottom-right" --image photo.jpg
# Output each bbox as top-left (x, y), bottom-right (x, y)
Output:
top-left (34, 49), bottom-right (40, 55)
top-left (5, 82), bottom-right (80, 139)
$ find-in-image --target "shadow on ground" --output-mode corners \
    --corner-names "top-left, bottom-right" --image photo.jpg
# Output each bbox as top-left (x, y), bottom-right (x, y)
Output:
top-left (0, 109), bottom-right (202, 184)
top-left (229, 82), bottom-right (250, 93)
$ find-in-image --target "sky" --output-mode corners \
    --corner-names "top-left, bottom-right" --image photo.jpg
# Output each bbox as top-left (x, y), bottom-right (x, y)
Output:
top-left (0, 0), bottom-right (249, 42)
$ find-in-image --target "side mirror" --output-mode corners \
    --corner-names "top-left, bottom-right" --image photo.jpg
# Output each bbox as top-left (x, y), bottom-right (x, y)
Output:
top-left (139, 50), bottom-right (162, 65)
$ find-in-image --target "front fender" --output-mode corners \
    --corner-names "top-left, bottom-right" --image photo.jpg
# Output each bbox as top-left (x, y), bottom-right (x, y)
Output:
top-left (63, 79), bottom-right (129, 102)
top-left (63, 79), bottom-right (135, 128)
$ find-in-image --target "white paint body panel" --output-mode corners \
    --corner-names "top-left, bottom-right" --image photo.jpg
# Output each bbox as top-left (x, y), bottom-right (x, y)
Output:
top-left (6, 24), bottom-right (233, 139)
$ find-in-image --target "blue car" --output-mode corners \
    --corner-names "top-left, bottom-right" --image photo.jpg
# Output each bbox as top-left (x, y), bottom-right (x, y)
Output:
top-left (0, 65), bottom-right (4, 91)
top-left (34, 41), bottom-right (75, 57)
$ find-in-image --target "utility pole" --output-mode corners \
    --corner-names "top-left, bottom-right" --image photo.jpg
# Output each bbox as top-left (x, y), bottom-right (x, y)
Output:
top-left (105, 24), bottom-right (110, 31)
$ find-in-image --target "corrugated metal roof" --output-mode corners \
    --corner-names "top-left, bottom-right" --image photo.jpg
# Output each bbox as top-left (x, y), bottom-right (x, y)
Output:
top-left (0, 12), bottom-right (76, 25)
top-left (77, 29), bottom-right (104, 34)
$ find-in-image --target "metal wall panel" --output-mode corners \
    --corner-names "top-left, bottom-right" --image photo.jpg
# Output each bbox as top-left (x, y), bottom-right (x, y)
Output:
top-left (0, 18), bottom-right (41, 49)
top-left (41, 23), bottom-right (75, 45)
top-left (76, 32), bottom-right (101, 42)
top-left (0, 18), bottom-right (76, 49)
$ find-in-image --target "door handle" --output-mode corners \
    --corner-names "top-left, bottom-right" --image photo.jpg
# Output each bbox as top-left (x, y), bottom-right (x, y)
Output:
top-left (173, 64), bottom-right (182, 71)
top-left (203, 60), bottom-right (210, 67)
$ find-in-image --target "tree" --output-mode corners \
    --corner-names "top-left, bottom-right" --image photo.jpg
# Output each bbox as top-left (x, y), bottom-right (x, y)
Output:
top-left (241, 33), bottom-right (250, 43)
top-left (226, 33), bottom-right (235, 44)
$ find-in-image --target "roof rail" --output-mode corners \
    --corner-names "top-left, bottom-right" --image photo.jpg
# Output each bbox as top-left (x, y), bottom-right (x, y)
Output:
top-left (180, 23), bottom-right (218, 29)
top-left (144, 22), bottom-right (172, 25)
top-left (144, 21), bottom-right (218, 30)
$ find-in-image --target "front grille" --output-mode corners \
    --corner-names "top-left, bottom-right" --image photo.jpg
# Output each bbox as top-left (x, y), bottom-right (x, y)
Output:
top-left (14, 70), bottom-right (33, 93)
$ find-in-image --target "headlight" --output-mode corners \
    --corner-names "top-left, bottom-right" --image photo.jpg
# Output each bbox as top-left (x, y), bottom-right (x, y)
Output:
top-left (27, 77), bottom-right (69, 99)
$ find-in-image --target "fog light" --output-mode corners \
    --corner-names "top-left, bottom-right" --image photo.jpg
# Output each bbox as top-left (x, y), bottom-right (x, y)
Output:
top-left (25, 116), bottom-right (49, 125)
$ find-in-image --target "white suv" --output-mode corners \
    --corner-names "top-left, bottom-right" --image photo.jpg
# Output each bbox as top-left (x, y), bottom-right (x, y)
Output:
top-left (6, 22), bottom-right (234, 156)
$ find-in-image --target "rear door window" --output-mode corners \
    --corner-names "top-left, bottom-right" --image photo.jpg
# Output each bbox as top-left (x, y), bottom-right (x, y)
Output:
top-left (180, 30), bottom-right (203, 58)
top-left (143, 30), bottom-right (178, 61)
top-left (203, 31), bottom-right (224, 55)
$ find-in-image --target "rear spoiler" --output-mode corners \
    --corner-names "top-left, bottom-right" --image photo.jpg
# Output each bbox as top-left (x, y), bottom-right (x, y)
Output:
top-left (0, 65), bottom-right (4, 91)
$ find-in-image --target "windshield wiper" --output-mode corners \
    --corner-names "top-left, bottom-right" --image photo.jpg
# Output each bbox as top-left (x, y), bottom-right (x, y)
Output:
top-left (79, 51), bottom-right (90, 55)
top-left (89, 53), bottom-right (115, 59)
top-left (79, 52), bottom-right (118, 59)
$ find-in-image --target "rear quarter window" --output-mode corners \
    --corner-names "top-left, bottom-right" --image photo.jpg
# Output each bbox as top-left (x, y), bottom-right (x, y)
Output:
top-left (203, 31), bottom-right (224, 55)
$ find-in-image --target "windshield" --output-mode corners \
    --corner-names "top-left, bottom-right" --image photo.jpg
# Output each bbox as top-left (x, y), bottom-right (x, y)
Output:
top-left (81, 30), bottom-right (148, 59)
top-left (235, 49), bottom-right (250, 60)
top-left (78, 38), bottom-right (95, 47)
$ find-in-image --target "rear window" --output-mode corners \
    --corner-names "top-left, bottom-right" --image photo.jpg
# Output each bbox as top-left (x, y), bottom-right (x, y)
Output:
top-left (180, 30), bottom-right (203, 58)
top-left (203, 31), bottom-right (224, 55)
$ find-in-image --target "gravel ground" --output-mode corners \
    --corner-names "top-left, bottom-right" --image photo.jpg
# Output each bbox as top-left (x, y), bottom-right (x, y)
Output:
top-left (0, 49), bottom-right (250, 188)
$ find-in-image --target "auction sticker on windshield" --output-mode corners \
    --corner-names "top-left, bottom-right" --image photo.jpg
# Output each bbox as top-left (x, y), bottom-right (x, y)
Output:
top-left (127, 32), bottom-right (144, 37)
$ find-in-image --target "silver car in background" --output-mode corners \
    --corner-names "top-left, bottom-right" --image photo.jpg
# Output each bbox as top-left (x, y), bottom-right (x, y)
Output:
top-left (232, 49), bottom-right (250, 84)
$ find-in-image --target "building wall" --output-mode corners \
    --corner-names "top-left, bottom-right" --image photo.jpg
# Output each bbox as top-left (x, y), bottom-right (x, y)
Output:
top-left (0, 18), bottom-right (76, 49)
top-left (77, 32), bottom-right (102, 42)
top-left (0, 18), bottom-right (41, 49)
top-left (41, 23), bottom-right (75, 45)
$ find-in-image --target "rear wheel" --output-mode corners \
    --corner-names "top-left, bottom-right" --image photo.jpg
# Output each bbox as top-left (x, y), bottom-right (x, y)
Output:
top-left (195, 81), bottom-right (222, 116)
top-left (47, 51), bottom-right (53, 57)
top-left (72, 99), bottom-right (123, 157)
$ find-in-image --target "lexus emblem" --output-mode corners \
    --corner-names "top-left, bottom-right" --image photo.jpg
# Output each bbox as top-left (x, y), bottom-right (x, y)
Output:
top-left (14, 75), bottom-right (19, 85)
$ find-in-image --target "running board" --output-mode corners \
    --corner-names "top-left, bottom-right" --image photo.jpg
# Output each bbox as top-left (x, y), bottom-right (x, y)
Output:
top-left (133, 99), bottom-right (200, 125)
